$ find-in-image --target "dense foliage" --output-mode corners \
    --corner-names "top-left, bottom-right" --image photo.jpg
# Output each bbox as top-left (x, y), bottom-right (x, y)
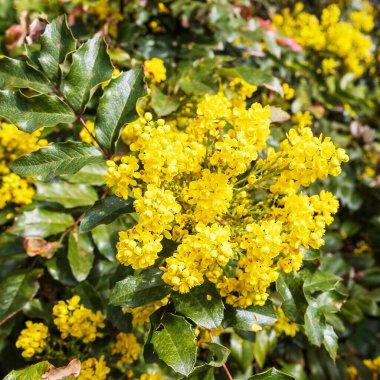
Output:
top-left (0, 1), bottom-right (379, 380)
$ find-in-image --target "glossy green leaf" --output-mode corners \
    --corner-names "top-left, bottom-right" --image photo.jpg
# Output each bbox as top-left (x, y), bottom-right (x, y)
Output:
top-left (173, 282), bottom-right (224, 329)
top-left (10, 208), bottom-right (74, 237)
top-left (95, 68), bottom-right (146, 152)
top-left (64, 163), bottom-right (107, 186)
top-left (224, 303), bottom-right (277, 331)
top-left (151, 313), bottom-right (197, 376)
top-left (3, 361), bottom-right (50, 380)
top-left (91, 224), bottom-right (117, 261)
top-left (304, 306), bottom-right (323, 346)
top-left (248, 367), bottom-right (294, 379)
top-left (62, 37), bottom-right (113, 112)
top-left (35, 181), bottom-right (98, 208)
top-left (0, 57), bottom-right (51, 93)
top-left (12, 141), bottom-right (105, 181)
top-left (0, 90), bottom-right (76, 133)
top-left (80, 194), bottom-right (134, 233)
top-left (151, 85), bottom-right (180, 117)
top-left (253, 330), bottom-right (278, 369)
top-left (38, 15), bottom-right (76, 81)
top-left (0, 269), bottom-right (43, 323)
top-left (323, 325), bottom-right (338, 361)
top-left (303, 272), bottom-right (341, 294)
top-left (205, 342), bottom-right (230, 367)
top-left (68, 227), bottom-right (94, 282)
top-left (110, 267), bottom-right (171, 307)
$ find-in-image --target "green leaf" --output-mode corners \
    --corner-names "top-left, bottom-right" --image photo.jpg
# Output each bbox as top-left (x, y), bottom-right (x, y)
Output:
top-left (205, 342), bottom-right (230, 367)
top-left (224, 303), bottom-right (277, 331)
top-left (303, 272), bottom-right (341, 294)
top-left (151, 313), bottom-right (197, 376)
top-left (38, 15), bottom-right (76, 82)
top-left (12, 141), bottom-right (105, 181)
top-left (64, 162), bottom-right (107, 186)
top-left (35, 181), bottom-right (98, 208)
top-left (0, 90), bottom-right (76, 133)
top-left (3, 361), bottom-right (50, 380)
top-left (80, 194), bottom-right (134, 233)
top-left (151, 85), bottom-right (180, 117)
top-left (95, 68), bottom-right (146, 153)
top-left (276, 272), bottom-right (306, 321)
top-left (253, 330), bottom-right (278, 369)
top-left (91, 224), bottom-right (117, 261)
top-left (110, 267), bottom-right (171, 307)
top-left (322, 324), bottom-right (338, 361)
top-left (248, 367), bottom-right (294, 379)
top-left (10, 208), bottom-right (74, 237)
top-left (218, 66), bottom-right (272, 86)
top-left (173, 282), bottom-right (224, 329)
top-left (0, 57), bottom-right (51, 93)
top-left (68, 227), bottom-right (94, 282)
top-left (62, 37), bottom-right (113, 113)
top-left (0, 269), bottom-right (43, 323)
top-left (304, 306), bottom-right (323, 346)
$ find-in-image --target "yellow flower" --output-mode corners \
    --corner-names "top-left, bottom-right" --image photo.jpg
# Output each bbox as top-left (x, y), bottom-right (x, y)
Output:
top-left (52, 295), bottom-right (105, 343)
top-left (140, 372), bottom-right (165, 380)
top-left (78, 356), bottom-right (110, 380)
top-left (282, 83), bottom-right (295, 100)
top-left (79, 120), bottom-right (95, 144)
top-left (144, 58), bottom-right (166, 83)
top-left (16, 321), bottom-right (49, 358)
top-left (112, 333), bottom-right (141, 366)
top-left (273, 306), bottom-right (299, 337)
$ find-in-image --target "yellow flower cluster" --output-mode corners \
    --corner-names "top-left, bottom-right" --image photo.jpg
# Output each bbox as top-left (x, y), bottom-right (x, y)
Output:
top-left (111, 332), bottom-right (141, 366)
top-left (52, 296), bottom-right (105, 343)
top-left (106, 87), bottom-right (347, 308)
top-left (15, 321), bottom-right (49, 358)
top-left (272, 3), bottom-right (373, 75)
top-left (144, 58), bottom-right (166, 83)
top-left (364, 355), bottom-right (380, 373)
top-left (79, 120), bottom-right (95, 144)
top-left (0, 122), bottom-right (47, 209)
top-left (78, 356), bottom-right (110, 380)
top-left (125, 296), bottom-right (169, 326)
top-left (273, 306), bottom-right (299, 337)
top-left (140, 373), bottom-right (165, 380)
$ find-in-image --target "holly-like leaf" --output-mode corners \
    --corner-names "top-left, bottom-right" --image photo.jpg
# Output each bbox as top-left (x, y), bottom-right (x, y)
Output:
top-left (110, 267), bottom-right (171, 307)
top-left (0, 57), bottom-right (51, 93)
top-left (62, 37), bottom-right (113, 113)
top-left (151, 313), bottom-right (197, 376)
top-left (304, 306), bottom-right (323, 346)
top-left (38, 15), bottom-right (76, 82)
top-left (224, 303), bottom-right (277, 331)
top-left (91, 224), bottom-right (117, 261)
top-left (151, 85), bottom-right (180, 117)
top-left (303, 272), bottom-right (341, 294)
top-left (0, 269), bottom-right (43, 324)
top-left (35, 181), bottom-right (98, 208)
top-left (80, 194), bottom-right (134, 233)
top-left (68, 227), bottom-right (94, 282)
top-left (248, 367), bottom-right (294, 379)
top-left (173, 282), bottom-right (224, 329)
top-left (205, 343), bottom-right (230, 367)
top-left (0, 90), bottom-right (76, 133)
top-left (12, 141), bottom-right (105, 181)
top-left (10, 208), bottom-right (74, 238)
top-left (95, 68), bottom-right (146, 153)
top-left (4, 361), bottom-right (50, 380)
top-left (322, 324), bottom-right (338, 361)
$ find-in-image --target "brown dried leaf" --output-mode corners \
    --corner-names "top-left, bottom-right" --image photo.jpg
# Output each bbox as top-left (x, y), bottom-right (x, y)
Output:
top-left (41, 359), bottom-right (81, 380)
top-left (23, 237), bottom-right (59, 257)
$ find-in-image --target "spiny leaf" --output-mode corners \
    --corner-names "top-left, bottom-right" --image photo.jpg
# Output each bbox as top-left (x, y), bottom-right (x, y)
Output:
top-left (0, 90), bottom-right (76, 133)
top-left (12, 141), bottom-right (105, 181)
top-left (62, 37), bottom-right (113, 113)
top-left (95, 68), bottom-right (146, 153)
top-left (151, 313), bottom-right (197, 376)
top-left (173, 282), bottom-right (224, 329)
top-left (10, 208), bottom-right (74, 238)
top-left (0, 57), bottom-right (51, 93)
top-left (110, 268), bottom-right (171, 308)
top-left (38, 15), bottom-right (77, 82)
top-left (3, 361), bottom-right (50, 380)
top-left (68, 227), bottom-right (94, 282)
top-left (35, 181), bottom-right (98, 208)
top-left (80, 194), bottom-right (134, 233)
